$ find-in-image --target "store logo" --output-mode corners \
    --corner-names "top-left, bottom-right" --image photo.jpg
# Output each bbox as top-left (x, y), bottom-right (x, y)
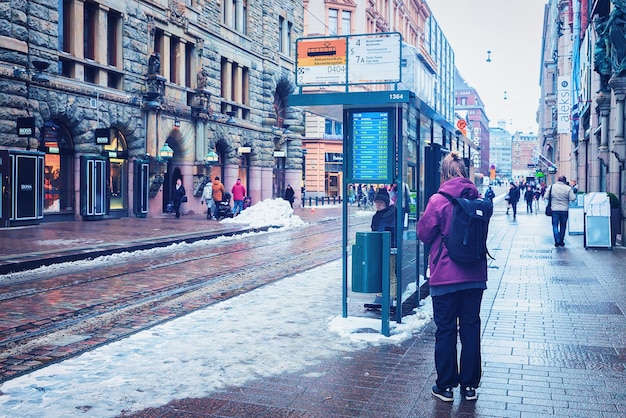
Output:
top-left (21, 183), bottom-right (33, 191)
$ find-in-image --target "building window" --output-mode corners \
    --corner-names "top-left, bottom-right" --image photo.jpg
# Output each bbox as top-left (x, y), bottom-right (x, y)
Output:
top-left (220, 57), bottom-right (250, 120)
top-left (153, 29), bottom-right (194, 87)
top-left (60, 0), bottom-right (72, 53)
top-left (170, 36), bottom-right (179, 84)
top-left (84, 2), bottom-right (97, 60)
top-left (328, 9), bottom-right (338, 35)
top-left (107, 10), bottom-right (122, 67)
top-left (57, 0), bottom-right (124, 89)
top-left (279, 16), bottom-right (293, 56)
top-left (328, 6), bottom-right (353, 36)
top-left (341, 11), bottom-right (351, 35)
top-left (324, 119), bottom-right (342, 139)
top-left (223, 0), bottom-right (247, 34)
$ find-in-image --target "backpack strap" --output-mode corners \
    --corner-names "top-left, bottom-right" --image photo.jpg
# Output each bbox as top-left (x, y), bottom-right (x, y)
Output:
top-left (432, 192), bottom-right (455, 265)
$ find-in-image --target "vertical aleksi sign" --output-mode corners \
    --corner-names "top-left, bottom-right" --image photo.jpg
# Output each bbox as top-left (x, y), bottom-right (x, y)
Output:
top-left (557, 76), bottom-right (571, 134)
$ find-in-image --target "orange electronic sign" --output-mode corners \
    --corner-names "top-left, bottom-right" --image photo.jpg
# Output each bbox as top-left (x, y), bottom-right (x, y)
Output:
top-left (296, 38), bottom-right (347, 85)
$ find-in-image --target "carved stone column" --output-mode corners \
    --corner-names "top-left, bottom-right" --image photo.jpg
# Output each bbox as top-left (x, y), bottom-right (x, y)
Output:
top-left (609, 76), bottom-right (626, 242)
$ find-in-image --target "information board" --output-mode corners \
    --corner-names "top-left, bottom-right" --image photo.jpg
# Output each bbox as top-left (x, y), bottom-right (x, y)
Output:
top-left (347, 33), bottom-right (401, 84)
top-left (347, 109), bottom-right (394, 183)
top-left (296, 32), bottom-right (401, 87)
top-left (296, 37), bottom-right (347, 86)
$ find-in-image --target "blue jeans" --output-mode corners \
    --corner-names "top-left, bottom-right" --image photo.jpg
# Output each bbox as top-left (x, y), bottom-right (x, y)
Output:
top-left (432, 288), bottom-right (484, 389)
top-left (551, 210), bottom-right (568, 244)
top-left (233, 200), bottom-right (243, 215)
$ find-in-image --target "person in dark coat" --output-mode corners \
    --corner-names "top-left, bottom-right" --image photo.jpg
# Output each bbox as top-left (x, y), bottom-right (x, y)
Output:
top-left (284, 184), bottom-right (295, 208)
top-left (417, 151), bottom-right (487, 402)
top-left (370, 187), bottom-right (397, 303)
top-left (507, 182), bottom-right (521, 219)
top-left (171, 178), bottom-right (186, 219)
top-left (524, 185), bottom-right (535, 214)
top-left (371, 188), bottom-right (396, 245)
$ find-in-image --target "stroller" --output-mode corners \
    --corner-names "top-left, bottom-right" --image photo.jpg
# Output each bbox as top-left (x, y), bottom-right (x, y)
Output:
top-left (243, 196), bottom-right (252, 210)
top-left (215, 192), bottom-right (234, 220)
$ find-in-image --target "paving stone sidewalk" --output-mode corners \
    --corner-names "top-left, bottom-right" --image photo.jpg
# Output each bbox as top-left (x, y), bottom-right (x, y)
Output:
top-left (1, 204), bottom-right (625, 417)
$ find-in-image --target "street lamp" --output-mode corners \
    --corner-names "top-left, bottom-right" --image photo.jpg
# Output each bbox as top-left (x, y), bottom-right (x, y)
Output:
top-left (205, 149), bottom-right (218, 163)
top-left (157, 142), bottom-right (174, 163)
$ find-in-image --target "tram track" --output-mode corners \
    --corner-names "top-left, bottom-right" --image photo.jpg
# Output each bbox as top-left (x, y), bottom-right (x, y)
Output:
top-left (0, 217), bottom-right (370, 383)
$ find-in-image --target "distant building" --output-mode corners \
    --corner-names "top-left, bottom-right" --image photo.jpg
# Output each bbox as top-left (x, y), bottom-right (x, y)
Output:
top-left (455, 70), bottom-right (490, 176)
top-left (489, 121), bottom-right (513, 180)
top-left (511, 131), bottom-right (539, 183)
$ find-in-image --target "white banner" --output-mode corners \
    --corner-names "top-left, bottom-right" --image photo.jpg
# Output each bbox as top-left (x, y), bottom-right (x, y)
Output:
top-left (557, 76), bottom-right (571, 134)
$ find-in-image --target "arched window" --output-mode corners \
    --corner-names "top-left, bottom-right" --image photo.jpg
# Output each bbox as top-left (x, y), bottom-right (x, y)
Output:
top-left (42, 122), bottom-right (74, 214)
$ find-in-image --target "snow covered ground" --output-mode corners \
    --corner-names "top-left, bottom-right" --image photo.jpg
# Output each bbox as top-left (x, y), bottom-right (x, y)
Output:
top-left (0, 199), bottom-right (433, 417)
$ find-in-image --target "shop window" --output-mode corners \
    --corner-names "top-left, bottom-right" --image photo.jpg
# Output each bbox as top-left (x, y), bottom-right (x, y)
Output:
top-left (104, 130), bottom-right (128, 211)
top-left (43, 122), bottom-right (75, 214)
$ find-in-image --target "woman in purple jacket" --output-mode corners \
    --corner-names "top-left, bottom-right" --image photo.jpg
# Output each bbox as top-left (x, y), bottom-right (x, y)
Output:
top-left (417, 152), bottom-right (487, 402)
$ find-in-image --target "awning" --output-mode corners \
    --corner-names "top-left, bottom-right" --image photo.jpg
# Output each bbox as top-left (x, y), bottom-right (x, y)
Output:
top-left (537, 153), bottom-right (557, 169)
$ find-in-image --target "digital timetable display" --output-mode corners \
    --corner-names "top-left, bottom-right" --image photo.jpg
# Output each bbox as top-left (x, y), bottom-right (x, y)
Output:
top-left (346, 109), bottom-right (395, 183)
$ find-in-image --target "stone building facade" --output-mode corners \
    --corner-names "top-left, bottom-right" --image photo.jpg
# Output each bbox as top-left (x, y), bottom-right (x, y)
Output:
top-left (0, 0), bottom-right (304, 225)
top-left (538, 0), bottom-right (625, 244)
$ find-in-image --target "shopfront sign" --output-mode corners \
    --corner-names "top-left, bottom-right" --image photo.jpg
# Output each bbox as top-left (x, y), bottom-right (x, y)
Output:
top-left (17, 117), bottom-right (35, 137)
top-left (557, 76), bottom-right (570, 134)
top-left (95, 128), bottom-right (110, 145)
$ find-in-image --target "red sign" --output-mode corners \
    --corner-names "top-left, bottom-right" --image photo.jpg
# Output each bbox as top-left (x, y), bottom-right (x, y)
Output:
top-left (456, 119), bottom-right (467, 130)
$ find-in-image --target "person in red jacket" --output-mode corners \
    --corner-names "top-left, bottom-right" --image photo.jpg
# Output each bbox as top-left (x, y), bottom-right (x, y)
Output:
top-left (231, 178), bottom-right (246, 216)
top-left (417, 151), bottom-right (487, 403)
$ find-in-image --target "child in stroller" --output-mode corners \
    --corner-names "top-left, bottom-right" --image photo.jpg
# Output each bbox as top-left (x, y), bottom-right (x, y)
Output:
top-left (243, 196), bottom-right (252, 210)
top-left (215, 191), bottom-right (234, 220)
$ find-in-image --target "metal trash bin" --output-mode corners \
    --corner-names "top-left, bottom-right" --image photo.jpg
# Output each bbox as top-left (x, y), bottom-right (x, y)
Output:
top-left (351, 232), bottom-right (387, 293)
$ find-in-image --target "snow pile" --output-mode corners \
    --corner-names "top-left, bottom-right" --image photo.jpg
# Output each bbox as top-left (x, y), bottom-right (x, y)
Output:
top-left (220, 198), bottom-right (306, 229)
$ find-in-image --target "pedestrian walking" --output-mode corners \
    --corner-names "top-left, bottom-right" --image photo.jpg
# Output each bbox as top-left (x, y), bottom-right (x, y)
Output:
top-left (171, 178), bottom-right (186, 219)
top-left (201, 180), bottom-right (214, 220)
top-left (417, 151), bottom-right (487, 403)
top-left (507, 182), bottom-right (520, 219)
top-left (284, 184), bottom-right (295, 208)
top-left (546, 175), bottom-right (576, 247)
top-left (231, 178), bottom-right (246, 216)
top-left (533, 185), bottom-right (542, 212)
top-left (212, 176), bottom-right (225, 207)
top-left (484, 186), bottom-right (495, 203)
top-left (524, 185), bottom-right (534, 214)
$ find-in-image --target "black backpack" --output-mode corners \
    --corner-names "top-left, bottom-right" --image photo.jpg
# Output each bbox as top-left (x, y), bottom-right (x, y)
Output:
top-left (434, 191), bottom-right (493, 264)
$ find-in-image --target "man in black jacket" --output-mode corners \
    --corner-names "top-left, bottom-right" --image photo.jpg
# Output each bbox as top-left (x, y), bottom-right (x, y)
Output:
top-left (507, 182), bottom-right (521, 219)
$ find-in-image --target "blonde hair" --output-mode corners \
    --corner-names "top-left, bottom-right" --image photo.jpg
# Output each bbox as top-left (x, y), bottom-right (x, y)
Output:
top-left (440, 151), bottom-right (468, 181)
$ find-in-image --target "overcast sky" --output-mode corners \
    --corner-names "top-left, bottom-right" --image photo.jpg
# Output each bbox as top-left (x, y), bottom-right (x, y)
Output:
top-left (428, 0), bottom-right (547, 134)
